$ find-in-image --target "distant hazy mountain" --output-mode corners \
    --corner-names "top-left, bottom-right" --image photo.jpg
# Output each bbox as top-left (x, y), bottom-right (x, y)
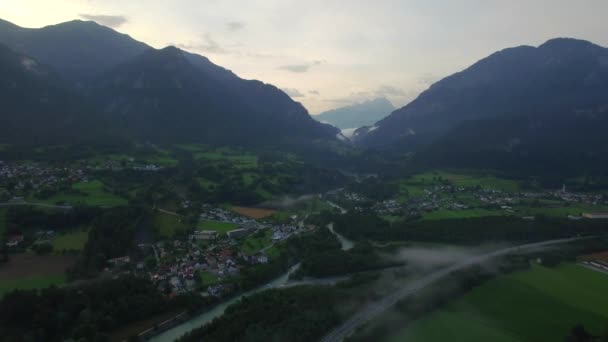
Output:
top-left (0, 18), bottom-right (338, 146)
top-left (354, 38), bottom-right (608, 175)
top-left (314, 98), bottom-right (394, 130)
top-left (0, 44), bottom-right (112, 144)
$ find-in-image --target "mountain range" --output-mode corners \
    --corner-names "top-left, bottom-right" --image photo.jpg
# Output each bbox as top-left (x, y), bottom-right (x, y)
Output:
top-left (2, 17), bottom-right (608, 174)
top-left (313, 98), bottom-right (394, 131)
top-left (353, 38), bottom-right (608, 174)
top-left (0, 18), bottom-right (338, 146)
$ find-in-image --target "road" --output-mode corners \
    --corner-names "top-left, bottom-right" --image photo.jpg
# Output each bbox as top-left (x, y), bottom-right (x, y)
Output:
top-left (0, 201), bottom-right (72, 210)
top-left (319, 236), bottom-right (593, 342)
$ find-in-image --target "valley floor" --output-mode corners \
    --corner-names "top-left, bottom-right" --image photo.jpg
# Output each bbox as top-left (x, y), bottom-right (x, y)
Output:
top-left (386, 263), bottom-right (608, 342)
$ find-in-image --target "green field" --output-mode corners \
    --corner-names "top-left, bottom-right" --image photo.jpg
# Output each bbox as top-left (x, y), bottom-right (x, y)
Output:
top-left (198, 271), bottom-right (220, 286)
top-left (154, 212), bottom-right (189, 237)
top-left (196, 177), bottom-right (217, 190)
top-left (422, 208), bottom-right (508, 220)
top-left (400, 170), bottom-right (521, 199)
top-left (240, 230), bottom-right (273, 254)
top-left (196, 220), bottom-right (239, 233)
top-left (52, 231), bottom-right (88, 252)
top-left (41, 180), bottom-right (128, 207)
top-left (516, 204), bottom-right (608, 218)
top-left (387, 264), bottom-right (608, 342)
top-left (0, 274), bottom-right (66, 298)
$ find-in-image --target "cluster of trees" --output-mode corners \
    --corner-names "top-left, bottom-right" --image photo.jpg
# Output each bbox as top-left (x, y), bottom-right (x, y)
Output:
top-left (298, 241), bottom-right (403, 278)
top-left (68, 207), bottom-right (143, 278)
top-left (333, 213), bottom-right (607, 244)
top-left (0, 276), bottom-right (206, 342)
top-left (178, 286), bottom-right (345, 342)
top-left (5, 206), bottom-right (101, 234)
top-left (565, 324), bottom-right (608, 342)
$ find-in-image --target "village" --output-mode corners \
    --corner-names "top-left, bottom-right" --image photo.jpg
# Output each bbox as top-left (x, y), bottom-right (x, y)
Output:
top-left (325, 183), bottom-right (608, 220)
top-left (105, 203), bottom-right (314, 298)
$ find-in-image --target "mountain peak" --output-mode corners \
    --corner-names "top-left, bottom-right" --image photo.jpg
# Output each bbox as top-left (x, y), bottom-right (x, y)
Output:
top-left (538, 37), bottom-right (603, 52)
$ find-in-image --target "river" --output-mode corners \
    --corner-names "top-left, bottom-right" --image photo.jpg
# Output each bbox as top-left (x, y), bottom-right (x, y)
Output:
top-left (148, 263), bottom-right (301, 341)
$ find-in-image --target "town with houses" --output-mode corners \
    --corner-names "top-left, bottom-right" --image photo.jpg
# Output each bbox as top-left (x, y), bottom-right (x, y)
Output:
top-left (105, 204), bottom-right (312, 298)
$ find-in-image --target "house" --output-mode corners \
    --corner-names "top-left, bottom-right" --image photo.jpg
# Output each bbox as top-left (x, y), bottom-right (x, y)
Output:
top-left (6, 234), bottom-right (24, 247)
top-left (107, 256), bottom-right (131, 265)
top-left (227, 228), bottom-right (250, 239)
top-left (192, 230), bottom-right (218, 240)
top-left (256, 254), bottom-right (269, 264)
top-left (582, 212), bottom-right (608, 219)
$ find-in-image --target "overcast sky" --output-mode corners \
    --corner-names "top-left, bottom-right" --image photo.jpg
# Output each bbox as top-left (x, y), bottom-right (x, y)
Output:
top-left (2, 0), bottom-right (608, 113)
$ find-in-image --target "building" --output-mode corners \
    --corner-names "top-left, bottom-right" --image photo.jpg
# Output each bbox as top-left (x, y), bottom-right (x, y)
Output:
top-left (192, 230), bottom-right (218, 240)
top-left (227, 228), bottom-right (250, 239)
top-left (582, 212), bottom-right (608, 219)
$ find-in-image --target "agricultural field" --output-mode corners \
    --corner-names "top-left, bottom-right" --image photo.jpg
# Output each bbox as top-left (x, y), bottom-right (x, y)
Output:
top-left (40, 180), bottom-right (128, 207)
top-left (421, 208), bottom-right (508, 220)
top-left (84, 150), bottom-right (178, 167)
top-left (516, 204), bottom-right (608, 218)
top-left (52, 230), bottom-right (88, 252)
top-left (579, 251), bottom-right (608, 262)
top-left (386, 264), bottom-right (608, 342)
top-left (0, 274), bottom-right (67, 298)
top-left (196, 220), bottom-right (238, 233)
top-left (232, 206), bottom-right (276, 219)
top-left (400, 170), bottom-right (521, 198)
top-left (0, 254), bottom-right (75, 297)
top-left (176, 144), bottom-right (258, 169)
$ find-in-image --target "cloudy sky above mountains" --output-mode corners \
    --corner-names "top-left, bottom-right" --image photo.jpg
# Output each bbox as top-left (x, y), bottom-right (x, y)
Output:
top-left (2, 0), bottom-right (608, 113)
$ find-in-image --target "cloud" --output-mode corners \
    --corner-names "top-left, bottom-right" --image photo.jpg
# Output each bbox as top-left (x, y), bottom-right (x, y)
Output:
top-left (177, 33), bottom-right (230, 54)
top-left (227, 21), bottom-right (246, 32)
top-left (309, 90), bottom-right (320, 95)
top-left (374, 85), bottom-right (406, 97)
top-left (416, 73), bottom-right (439, 86)
top-left (279, 60), bottom-right (324, 73)
top-left (79, 14), bottom-right (128, 28)
top-left (281, 88), bottom-right (305, 98)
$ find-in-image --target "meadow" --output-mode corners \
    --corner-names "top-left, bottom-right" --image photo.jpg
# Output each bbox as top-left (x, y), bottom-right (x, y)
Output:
top-left (387, 263), bottom-right (608, 342)
top-left (0, 274), bottom-right (67, 297)
top-left (196, 220), bottom-right (239, 233)
top-left (400, 170), bottom-right (521, 199)
top-left (52, 230), bottom-right (88, 252)
top-left (153, 212), bottom-right (190, 238)
top-left (240, 230), bottom-right (273, 254)
top-left (41, 180), bottom-right (128, 207)
top-left (421, 208), bottom-right (508, 220)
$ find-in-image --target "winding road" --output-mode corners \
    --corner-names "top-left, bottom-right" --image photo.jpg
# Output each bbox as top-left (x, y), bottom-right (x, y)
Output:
top-left (319, 236), bottom-right (593, 342)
